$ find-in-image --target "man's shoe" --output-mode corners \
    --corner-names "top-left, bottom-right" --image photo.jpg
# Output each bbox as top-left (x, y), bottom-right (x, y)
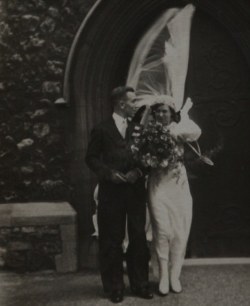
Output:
top-left (131, 287), bottom-right (153, 299)
top-left (110, 290), bottom-right (124, 303)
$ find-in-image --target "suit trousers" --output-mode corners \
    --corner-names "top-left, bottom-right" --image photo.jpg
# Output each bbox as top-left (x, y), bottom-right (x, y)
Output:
top-left (97, 179), bottom-right (150, 293)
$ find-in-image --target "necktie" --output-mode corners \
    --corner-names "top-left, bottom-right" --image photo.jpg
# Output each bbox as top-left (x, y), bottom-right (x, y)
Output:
top-left (120, 119), bottom-right (127, 138)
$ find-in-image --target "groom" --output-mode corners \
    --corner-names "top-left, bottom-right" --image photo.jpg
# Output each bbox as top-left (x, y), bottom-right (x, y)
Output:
top-left (85, 86), bottom-right (153, 303)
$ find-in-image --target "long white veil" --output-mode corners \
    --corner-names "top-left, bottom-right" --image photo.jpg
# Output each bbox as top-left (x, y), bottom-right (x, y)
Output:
top-left (126, 4), bottom-right (195, 111)
top-left (127, 4), bottom-right (214, 166)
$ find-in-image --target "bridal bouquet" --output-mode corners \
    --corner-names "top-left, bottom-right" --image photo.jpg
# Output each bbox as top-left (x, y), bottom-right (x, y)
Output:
top-left (130, 121), bottom-right (182, 170)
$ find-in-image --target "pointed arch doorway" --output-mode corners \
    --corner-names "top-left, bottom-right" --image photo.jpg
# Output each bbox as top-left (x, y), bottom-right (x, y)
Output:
top-left (64, 0), bottom-right (250, 267)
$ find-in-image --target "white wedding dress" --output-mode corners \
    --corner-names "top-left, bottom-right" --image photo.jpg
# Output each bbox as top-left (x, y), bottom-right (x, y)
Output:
top-left (148, 114), bottom-right (201, 294)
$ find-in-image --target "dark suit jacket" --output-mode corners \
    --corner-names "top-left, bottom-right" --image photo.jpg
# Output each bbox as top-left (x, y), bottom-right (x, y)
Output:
top-left (85, 116), bottom-right (140, 182)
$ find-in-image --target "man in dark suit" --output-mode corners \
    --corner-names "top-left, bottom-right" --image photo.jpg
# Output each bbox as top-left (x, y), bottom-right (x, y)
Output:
top-left (85, 86), bottom-right (153, 303)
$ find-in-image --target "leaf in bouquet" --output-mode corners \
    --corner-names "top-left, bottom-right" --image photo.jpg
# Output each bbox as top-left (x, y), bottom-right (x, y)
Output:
top-left (160, 134), bottom-right (168, 141)
top-left (160, 159), bottom-right (169, 168)
top-left (199, 155), bottom-right (214, 166)
top-left (151, 156), bottom-right (158, 168)
top-left (162, 126), bottom-right (169, 133)
top-left (132, 132), bottom-right (141, 137)
top-left (131, 144), bottom-right (139, 153)
top-left (154, 121), bottom-right (161, 127)
top-left (134, 125), bottom-right (141, 131)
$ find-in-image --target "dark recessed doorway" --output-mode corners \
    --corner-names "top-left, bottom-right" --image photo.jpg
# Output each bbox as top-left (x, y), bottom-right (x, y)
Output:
top-left (65, 0), bottom-right (250, 266)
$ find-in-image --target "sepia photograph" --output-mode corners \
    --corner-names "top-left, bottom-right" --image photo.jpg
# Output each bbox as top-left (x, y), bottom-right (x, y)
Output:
top-left (0, 0), bottom-right (250, 305)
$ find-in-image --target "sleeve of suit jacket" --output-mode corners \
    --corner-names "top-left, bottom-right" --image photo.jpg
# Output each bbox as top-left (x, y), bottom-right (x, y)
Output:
top-left (85, 126), bottom-right (111, 180)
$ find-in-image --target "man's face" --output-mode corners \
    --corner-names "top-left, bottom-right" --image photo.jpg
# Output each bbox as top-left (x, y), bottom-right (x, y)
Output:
top-left (123, 91), bottom-right (137, 118)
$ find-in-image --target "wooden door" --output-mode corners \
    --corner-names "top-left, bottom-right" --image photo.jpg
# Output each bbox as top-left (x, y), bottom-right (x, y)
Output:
top-left (185, 10), bottom-right (250, 257)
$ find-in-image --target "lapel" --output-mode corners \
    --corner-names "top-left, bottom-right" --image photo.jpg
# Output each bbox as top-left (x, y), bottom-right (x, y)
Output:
top-left (107, 117), bottom-right (125, 142)
top-left (125, 120), bottom-right (134, 141)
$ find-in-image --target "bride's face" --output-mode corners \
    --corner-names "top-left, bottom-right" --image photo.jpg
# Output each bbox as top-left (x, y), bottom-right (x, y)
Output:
top-left (155, 104), bottom-right (172, 125)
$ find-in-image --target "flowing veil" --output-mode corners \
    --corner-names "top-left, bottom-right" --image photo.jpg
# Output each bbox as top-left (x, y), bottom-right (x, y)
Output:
top-left (127, 3), bottom-right (214, 164)
top-left (126, 4), bottom-right (195, 111)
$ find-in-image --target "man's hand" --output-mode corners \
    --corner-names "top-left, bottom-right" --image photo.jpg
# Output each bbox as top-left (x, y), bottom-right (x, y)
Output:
top-left (125, 169), bottom-right (142, 184)
top-left (110, 170), bottom-right (127, 184)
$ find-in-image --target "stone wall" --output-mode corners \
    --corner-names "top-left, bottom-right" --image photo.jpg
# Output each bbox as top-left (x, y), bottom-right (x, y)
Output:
top-left (0, 0), bottom-right (96, 203)
top-left (0, 225), bottom-right (62, 271)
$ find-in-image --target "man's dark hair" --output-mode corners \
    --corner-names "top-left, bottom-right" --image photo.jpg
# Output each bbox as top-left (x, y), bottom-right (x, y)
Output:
top-left (111, 86), bottom-right (135, 108)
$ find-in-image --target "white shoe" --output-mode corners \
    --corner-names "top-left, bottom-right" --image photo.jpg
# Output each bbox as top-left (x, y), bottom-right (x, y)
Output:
top-left (170, 278), bottom-right (182, 293)
top-left (159, 277), bottom-right (169, 296)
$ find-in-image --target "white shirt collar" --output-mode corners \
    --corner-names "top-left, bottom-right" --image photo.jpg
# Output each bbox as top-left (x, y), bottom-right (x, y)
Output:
top-left (112, 112), bottom-right (127, 137)
top-left (112, 112), bottom-right (126, 124)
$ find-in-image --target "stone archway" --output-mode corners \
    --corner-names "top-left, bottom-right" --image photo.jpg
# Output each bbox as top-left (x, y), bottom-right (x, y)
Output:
top-left (64, 0), bottom-right (250, 266)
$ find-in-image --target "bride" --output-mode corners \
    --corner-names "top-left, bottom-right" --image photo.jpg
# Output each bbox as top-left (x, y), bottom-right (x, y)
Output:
top-left (126, 1), bottom-right (210, 297)
top-left (140, 95), bottom-right (201, 296)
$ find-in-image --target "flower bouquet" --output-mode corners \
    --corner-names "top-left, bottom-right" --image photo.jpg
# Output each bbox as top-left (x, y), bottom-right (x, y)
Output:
top-left (130, 121), bottom-right (183, 170)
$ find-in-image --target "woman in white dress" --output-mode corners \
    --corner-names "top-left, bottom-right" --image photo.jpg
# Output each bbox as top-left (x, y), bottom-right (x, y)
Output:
top-left (145, 96), bottom-right (201, 296)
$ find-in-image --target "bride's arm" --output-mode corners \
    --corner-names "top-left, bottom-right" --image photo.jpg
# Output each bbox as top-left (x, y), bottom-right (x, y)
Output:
top-left (169, 99), bottom-right (201, 142)
top-left (170, 116), bottom-right (201, 142)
